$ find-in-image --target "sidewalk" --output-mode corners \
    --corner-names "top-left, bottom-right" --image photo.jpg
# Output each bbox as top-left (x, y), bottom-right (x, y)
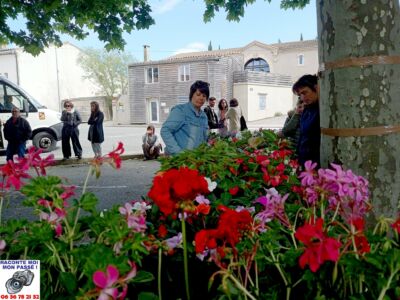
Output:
top-left (107, 116), bottom-right (286, 130)
top-left (0, 116), bottom-right (285, 166)
top-left (246, 115), bottom-right (286, 130)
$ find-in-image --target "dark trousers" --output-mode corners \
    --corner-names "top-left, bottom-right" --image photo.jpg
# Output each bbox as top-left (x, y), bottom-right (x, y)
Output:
top-left (6, 142), bottom-right (26, 161)
top-left (62, 125), bottom-right (82, 158)
top-left (142, 144), bottom-right (161, 160)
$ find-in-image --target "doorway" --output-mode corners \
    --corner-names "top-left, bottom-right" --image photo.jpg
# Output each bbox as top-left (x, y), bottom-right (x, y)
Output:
top-left (147, 98), bottom-right (159, 123)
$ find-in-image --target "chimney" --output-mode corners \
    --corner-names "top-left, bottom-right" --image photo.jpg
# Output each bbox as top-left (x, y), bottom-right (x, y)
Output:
top-left (143, 45), bottom-right (150, 62)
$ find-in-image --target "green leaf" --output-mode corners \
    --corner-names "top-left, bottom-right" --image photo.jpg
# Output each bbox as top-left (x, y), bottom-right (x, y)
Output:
top-left (131, 270), bottom-right (155, 283)
top-left (79, 192), bottom-right (98, 213)
top-left (59, 272), bottom-right (77, 294)
top-left (21, 176), bottom-right (63, 207)
top-left (138, 292), bottom-right (159, 300)
top-left (365, 256), bottom-right (384, 271)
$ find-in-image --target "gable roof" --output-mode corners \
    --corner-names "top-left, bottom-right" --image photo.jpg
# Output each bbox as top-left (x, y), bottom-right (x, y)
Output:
top-left (129, 39), bottom-right (317, 67)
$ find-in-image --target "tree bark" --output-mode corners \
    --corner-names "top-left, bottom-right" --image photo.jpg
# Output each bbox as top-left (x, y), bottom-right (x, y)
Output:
top-left (317, 0), bottom-right (400, 219)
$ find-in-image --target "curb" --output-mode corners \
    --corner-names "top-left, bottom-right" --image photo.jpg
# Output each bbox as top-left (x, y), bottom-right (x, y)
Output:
top-left (54, 154), bottom-right (146, 166)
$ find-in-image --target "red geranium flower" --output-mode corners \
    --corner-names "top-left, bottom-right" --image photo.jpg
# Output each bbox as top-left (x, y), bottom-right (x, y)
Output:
top-left (147, 167), bottom-right (209, 217)
top-left (295, 218), bottom-right (342, 272)
top-left (392, 217), bottom-right (400, 234)
top-left (107, 142), bottom-right (124, 169)
top-left (229, 186), bottom-right (239, 196)
top-left (354, 235), bottom-right (370, 254)
top-left (195, 229), bottom-right (219, 253)
top-left (1, 160), bottom-right (31, 190)
top-left (196, 203), bottom-right (211, 215)
top-left (157, 224), bottom-right (168, 238)
top-left (229, 166), bottom-right (238, 176)
top-left (194, 206), bottom-right (253, 257)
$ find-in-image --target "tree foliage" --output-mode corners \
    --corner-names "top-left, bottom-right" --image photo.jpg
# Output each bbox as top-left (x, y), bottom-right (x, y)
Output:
top-left (1, 0), bottom-right (312, 55)
top-left (203, 0), bottom-right (310, 22)
top-left (78, 48), bottom-right (133, 97)
top-left (78, 48), bottom-right (134, 117)
top-left (0, 0), bottom-right (155, 55)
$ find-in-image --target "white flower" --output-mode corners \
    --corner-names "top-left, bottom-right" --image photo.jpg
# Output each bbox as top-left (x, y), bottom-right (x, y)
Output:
top-left (265, 187), bottom-right (279, 196)
top-left (236, 206), bottom-right (255, 214)
top-left (132, 201), bottom-right (152, 212)
top-left (205, 177), bottom-right (217, 192)
top-left (165, 233), bottom-right (183, 250)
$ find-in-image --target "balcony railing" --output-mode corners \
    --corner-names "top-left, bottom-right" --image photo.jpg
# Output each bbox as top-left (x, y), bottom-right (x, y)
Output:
top-left (233, 71), bottom-right (293, 86)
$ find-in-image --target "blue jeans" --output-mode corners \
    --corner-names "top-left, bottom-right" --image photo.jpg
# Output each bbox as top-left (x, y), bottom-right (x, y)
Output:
top-left (6, 142), bottom-right (27, 161)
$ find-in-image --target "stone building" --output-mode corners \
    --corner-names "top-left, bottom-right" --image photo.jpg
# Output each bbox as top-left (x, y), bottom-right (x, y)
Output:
top-left (128, 39), bottom-right (318, 124)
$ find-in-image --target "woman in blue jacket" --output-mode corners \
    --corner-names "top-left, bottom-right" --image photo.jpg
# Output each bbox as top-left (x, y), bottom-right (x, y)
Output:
top-left (161, 80), bottom-right (209, 156)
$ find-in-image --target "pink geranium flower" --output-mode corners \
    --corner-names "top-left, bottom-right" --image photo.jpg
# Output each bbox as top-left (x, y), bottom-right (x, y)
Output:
top-left (298, 160), bottom-right (318, 186)
top-left (93, 265), bottom-right (120, 300)
top-left (254, 188), bottom-right (290, 229)
top-left (119, 202), bottom-right (149, 232)
top-left (0, 240), bottom-right (6, 250)
top-left (0, 239), bottom-right (5, 256)
top-left (18, 146), bottom-right (55, 175)
top-left (163, 233), bottom-right (183, 254)
top-left (92, 263), bottom-right (137, 300)
top-left (40, 208), bottom-right (66, 237)
top-left (60, 185), bottom-right (76, 201)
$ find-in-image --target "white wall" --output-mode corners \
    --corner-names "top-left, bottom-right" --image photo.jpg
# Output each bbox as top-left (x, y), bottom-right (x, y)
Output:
top-left (0, 53), bottom-right (18, 82)
top-left (241, 41), bottom-right (319, 79)
top-left (273, 48), bottom-right (318, 79)
top-left (113, 95), bottom-right (131, 125)
top-left (234, 83), bottom-right (295, 121)
top-left (16, 43), bottom-right (100, 112)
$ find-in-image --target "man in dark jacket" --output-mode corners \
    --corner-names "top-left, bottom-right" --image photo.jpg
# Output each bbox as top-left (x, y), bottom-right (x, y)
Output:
top-left (292, 74), bottom-right (320, 167)
top-left (3, 107), bottom-right (32, 161)
top-left (203, 97), bottom-right (219, 129)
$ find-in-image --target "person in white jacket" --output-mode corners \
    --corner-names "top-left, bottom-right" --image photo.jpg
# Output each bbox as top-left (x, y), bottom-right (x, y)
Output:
top-left (226, 98), bottom-right (242, 136)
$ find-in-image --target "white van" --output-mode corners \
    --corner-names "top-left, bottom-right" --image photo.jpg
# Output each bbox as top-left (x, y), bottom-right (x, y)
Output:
top-left (0, 76), bottom-right (62, 152)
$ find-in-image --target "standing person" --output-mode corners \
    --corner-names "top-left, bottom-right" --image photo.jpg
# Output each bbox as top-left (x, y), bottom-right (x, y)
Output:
top-left (226, 98), bottom-right (242, 136)
top-left (142, 125), bottom-right (162, 160)
top-left (161, 80), bottom-right (209, 156)
top-left (217, 98), bottom-right (229, 137)
top-left (61, 100), bottom-right (83, 160)
top-left (278, 99), bottom-right (304, 149)
top-left (3, 107), bottom-right (32, 161)
top-left (87, 101), bottom-right (104, 158)
top-left (292, 74), bottom-right (320, 167)
top-left (203, 96), bottom-right (219, 131)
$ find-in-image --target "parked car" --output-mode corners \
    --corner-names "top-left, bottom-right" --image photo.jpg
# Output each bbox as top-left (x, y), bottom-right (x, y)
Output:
top-left (0, 76), bottom-right (62, 152)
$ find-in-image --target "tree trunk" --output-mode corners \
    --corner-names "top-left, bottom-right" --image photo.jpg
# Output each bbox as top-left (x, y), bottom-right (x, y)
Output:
top-left (317, 0), bottom-right (400, 219)
top-left (106, 96), bottom-right (113, 120)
